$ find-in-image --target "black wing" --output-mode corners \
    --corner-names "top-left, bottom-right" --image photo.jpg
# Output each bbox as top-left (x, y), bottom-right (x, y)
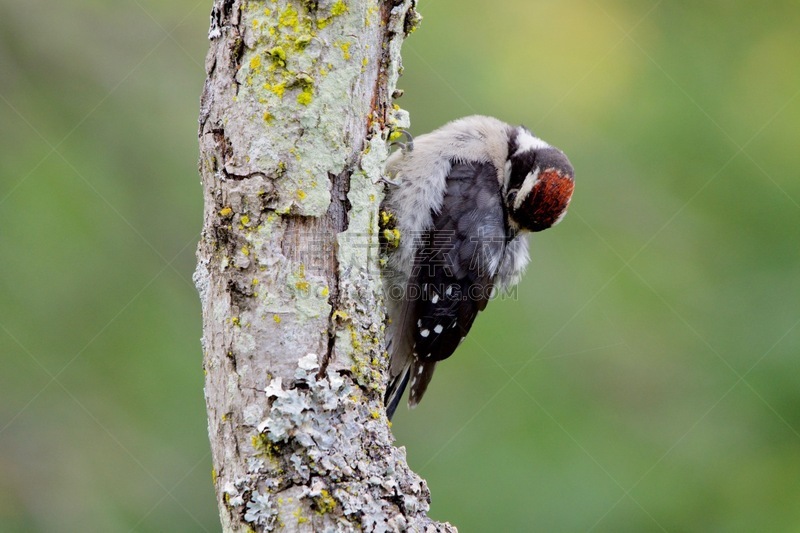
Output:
top-left (404, 160), bottom-right (509, 405)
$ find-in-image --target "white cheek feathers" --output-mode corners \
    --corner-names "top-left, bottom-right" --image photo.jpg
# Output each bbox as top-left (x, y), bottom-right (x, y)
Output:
top-left (513, 168), bottom-right (541, 212)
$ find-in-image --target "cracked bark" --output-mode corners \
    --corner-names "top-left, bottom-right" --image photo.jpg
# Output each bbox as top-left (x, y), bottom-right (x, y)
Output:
top-left (194, 0), bottom-right (455, 531)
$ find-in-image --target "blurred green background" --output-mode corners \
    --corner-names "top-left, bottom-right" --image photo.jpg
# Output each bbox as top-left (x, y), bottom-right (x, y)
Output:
top-left (1, 0), bottom-right (799, 531)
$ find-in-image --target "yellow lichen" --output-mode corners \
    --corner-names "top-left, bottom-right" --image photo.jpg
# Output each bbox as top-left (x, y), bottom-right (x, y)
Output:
top-left (381, 211), bottom-right (394, 226)
top-left (293, 508), bottom-right (308, 524)
top-left (297, 189), bottom-right (307, 200)
top-left (320, 286), bottom-right (329, 297)
top-left (240, 215), bottom-right (251, 226)
top-left (232, 317), bottom-right (241, 327)
top-left (365, 4), bottom-right (377, 25)
top-left (294, 72), bottom-right (314, 87)
top-left (268, 82), bottom-right (287, 98)
top-left (242, 246), bottom-right (250, 256)
top-left (295, 280), bottom-right (310, 292)
top-left (252, 278), bottom-right (260, 285)
top-left (250, 54), bottom-right (262, 70)
top-left (219, 207), bottom-right (233, 218)
top-left (263, 111), bottom-right (274, 122)
top-left (315, 489), bottom-right (337, 515)
top-left (331, 1), bottom-right (347, 16)
top-left (337, 41), bottom-right (351, 60)
top-left (279, 5), bottom-right (299, 29)
top-left (350, 329), bottom-right (362, 350)
top-left (268, 46), bottom-right (287, 67)
top-left (297, 88), bottom-right (313, 105)
top-left (383, 228), bottom-right (401, 248)
top-left (251, 433), bottom-right (280, 459)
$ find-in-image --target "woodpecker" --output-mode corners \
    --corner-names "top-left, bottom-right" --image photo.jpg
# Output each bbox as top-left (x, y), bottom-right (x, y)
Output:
top-left (381, 115), bottom-right (575, 419)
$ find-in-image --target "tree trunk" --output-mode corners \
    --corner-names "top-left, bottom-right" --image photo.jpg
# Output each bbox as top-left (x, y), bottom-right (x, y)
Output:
top-left (194, 0), bottom-right (454, 530)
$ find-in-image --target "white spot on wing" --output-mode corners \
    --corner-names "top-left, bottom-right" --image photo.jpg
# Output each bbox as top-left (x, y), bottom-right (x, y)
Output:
top-left (420, 329), bottom-right (430, 337)
top-left (434, 324), bottom-right (443, 334)
top-left (431, 293), bottom-right (439, 304)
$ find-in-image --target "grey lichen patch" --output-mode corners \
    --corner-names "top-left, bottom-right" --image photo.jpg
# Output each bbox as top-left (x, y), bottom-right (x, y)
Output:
top-left (330, 144), bottom-right (390, 388)
top-left (244, 491), bottom-right (277, 529)
top-left (243, 354), bottom-right (434, 530)
top-left (337, 174), bottom-right (380, 268)
top-left (389, 106), bottom-right (411, 132)
top-left (338, 141), bottom-right (385, 270)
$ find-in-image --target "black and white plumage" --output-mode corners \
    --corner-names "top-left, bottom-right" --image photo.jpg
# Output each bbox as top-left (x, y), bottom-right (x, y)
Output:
top-left (382, 115), bottom-right (575, 419)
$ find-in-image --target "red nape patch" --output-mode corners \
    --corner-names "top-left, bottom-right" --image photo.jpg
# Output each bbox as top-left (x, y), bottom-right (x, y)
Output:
top-left (525, 171), bottom-right (575, 231)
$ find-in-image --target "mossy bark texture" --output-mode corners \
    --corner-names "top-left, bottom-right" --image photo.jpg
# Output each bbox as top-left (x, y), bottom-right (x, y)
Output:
top-left (195, 0), bottom-right (454, 531)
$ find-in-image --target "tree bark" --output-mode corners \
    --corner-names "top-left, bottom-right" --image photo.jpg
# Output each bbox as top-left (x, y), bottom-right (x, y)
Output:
top-left (194, 1), bottom-right (454, 531)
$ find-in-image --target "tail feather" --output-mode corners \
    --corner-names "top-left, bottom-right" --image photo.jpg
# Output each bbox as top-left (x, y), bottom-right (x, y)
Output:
top-left (383, 275), bottom-right (439, 418)
top-left (385, 364), bottom-right (411, 420)
top-left (408, 360), bottom-right (437, 408)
